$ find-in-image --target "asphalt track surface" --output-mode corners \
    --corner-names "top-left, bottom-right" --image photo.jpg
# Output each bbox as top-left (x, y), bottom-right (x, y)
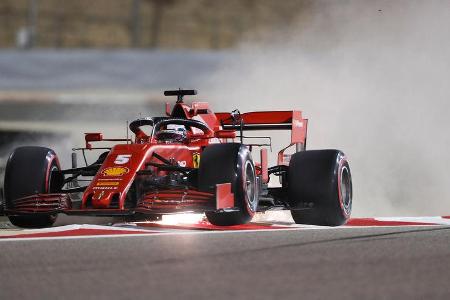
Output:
top-left (1, 224), bottom-right (450, 300)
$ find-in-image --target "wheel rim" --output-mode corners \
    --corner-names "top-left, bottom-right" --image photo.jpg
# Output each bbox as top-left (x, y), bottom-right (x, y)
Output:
top-left (339, 165), bottom-right (352, 216)
top-left (243, 160), bottom-right (257, 212)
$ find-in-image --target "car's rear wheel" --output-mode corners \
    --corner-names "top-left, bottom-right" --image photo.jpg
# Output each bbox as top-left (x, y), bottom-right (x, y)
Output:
top-left (4, 146), bottom-right (64, 228)
top-left (199, 143), bottom-right (258, 226)
top-left (288, 149), bottom-right (352, 226)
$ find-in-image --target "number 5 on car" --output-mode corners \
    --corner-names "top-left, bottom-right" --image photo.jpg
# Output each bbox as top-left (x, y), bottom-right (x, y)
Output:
top-left (114, 154), bottom-right (131, 164)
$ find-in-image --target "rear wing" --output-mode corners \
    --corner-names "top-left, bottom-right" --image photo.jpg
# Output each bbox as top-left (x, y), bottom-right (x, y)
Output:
top-left (215, 111), bottom-right (308, 146)
top-left (215, 111), bottom-right (308, 166)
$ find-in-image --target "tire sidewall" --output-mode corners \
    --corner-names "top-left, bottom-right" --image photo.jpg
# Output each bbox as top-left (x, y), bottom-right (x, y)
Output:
top-left (336, 155), bottom-right (352, 219)
top-left (235, 146), bottom-right (258, 217)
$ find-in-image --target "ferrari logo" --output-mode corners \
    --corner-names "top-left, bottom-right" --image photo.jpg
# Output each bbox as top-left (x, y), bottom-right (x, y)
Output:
top-left (193, 153), bottom-right (200, 168)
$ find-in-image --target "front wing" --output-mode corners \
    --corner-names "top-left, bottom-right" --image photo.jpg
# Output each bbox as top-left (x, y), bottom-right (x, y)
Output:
top-left (4, 183), bottom-right (237, 216)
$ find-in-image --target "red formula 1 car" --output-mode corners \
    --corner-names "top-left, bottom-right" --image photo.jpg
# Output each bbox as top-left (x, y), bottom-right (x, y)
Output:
top-left (2, 89), bottom-right (352, 228)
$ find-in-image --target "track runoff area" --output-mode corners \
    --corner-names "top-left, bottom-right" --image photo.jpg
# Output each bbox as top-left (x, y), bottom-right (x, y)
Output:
top-left (1, 213), bottom-right (450, 241)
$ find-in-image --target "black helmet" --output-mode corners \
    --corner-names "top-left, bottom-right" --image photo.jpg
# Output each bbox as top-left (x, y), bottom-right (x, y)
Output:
top-left (155, 125), bottom-right (187, 143)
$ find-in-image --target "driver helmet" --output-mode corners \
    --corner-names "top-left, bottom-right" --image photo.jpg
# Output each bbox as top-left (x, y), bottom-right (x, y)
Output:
top-left (155, 124), bottom-right (187, 143)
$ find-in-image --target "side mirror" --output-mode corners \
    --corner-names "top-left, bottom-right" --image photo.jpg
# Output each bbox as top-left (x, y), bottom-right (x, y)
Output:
top-left (85, 133), bottom-right (103, 149)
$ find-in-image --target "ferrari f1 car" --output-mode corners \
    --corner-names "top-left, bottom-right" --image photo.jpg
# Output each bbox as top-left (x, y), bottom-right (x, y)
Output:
top-left (2, 89), bottom-right (352, 228)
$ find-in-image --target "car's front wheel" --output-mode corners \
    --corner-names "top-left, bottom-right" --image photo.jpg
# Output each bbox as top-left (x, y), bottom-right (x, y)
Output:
top-left (4, 146), bottom-right (64, 228)
top-left (199, 143), bottom-right (258, 226)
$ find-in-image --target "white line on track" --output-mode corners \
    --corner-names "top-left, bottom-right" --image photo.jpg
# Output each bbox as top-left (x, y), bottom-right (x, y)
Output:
top-left (376, 216), bottom-right (450, 225)
top-left (1, 224), bottom-right (447, 242)
top-left (0, 228), bottom-right (306, 242)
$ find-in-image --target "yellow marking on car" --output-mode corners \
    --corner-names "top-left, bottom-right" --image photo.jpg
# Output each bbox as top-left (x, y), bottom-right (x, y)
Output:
top-left (96, 181), bottom-right (120, 186)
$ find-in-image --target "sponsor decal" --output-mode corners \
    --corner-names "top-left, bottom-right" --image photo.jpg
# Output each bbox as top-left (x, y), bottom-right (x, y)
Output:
top-left (114, 154), bottom-right (131, 165)
top-left (93, 186), bottom-right (117, 190)
top-left (96, 181), bottom-right (120, 186)
top-left (102, 167), bottom-right (129, 177)
top-left (178, 160), bottom-right (187, 167)
top-left (193, 153), bottom-right (200, 168)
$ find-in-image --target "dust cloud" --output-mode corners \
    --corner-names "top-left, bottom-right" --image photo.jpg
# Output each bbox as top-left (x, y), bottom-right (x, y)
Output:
top-left (202, 0), bottom-right (450, 217)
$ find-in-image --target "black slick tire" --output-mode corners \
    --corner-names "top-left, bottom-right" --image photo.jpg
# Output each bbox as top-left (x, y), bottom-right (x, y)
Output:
top-left (199, 143), bottom-right (258, 226)
top-left (4, 146), bottom-right (64, 228)
top-left (288, 149), bottom-right (352, 226)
